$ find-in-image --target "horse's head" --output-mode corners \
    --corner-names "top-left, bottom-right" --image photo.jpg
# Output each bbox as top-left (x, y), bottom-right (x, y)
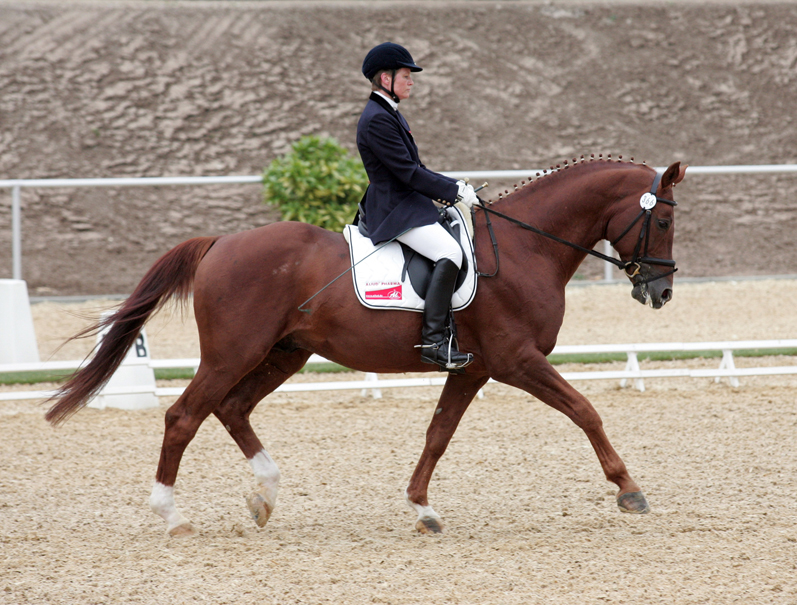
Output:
top-left (607, 161), bottom-right (686, 309)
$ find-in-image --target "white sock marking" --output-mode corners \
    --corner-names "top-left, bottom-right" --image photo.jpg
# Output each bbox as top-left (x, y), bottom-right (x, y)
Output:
top-left (404, 488), bottom-right (441, 522)
top-left (149, 482), bottom-right (190, 532)
top-left (248, 450), bottom-right (280, 506)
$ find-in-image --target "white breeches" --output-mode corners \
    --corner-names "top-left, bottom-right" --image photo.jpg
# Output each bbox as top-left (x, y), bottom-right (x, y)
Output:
top-left (396, 222), bottom-right (463, 268)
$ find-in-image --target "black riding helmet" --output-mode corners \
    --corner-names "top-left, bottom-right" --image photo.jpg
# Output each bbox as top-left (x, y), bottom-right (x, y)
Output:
top-left (362, 42), bottom-right (422, 102)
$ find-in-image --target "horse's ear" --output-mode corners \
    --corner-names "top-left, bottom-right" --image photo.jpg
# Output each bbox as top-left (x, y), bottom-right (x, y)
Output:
top-left (660, 161), bottom-right (687, 189)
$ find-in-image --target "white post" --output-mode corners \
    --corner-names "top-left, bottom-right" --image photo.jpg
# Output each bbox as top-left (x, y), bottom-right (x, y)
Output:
top-left (0, 279), bottom-right (40, 364)
top-left (360, 372), bottom-right (382, 399)
top-left (12, 185), bottom-right (22, 280)
top-left (716, 349), bottom-right (740, 388)
top-left (603, 240), bottom-right (613, 282)
top-left (620, 351), bottom-right (645, 392)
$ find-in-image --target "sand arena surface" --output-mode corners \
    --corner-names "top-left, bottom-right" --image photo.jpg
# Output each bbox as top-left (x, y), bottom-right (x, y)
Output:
top-left (1, 279), bottom-right (796, 604)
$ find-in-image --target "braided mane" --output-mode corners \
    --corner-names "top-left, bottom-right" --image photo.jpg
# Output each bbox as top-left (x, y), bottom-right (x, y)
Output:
top-left (486, 155), bottom-right (647, 205)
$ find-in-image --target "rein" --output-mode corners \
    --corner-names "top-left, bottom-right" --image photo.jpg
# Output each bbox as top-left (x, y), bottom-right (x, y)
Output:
top-left (475, 171), bottom-right (677, 285)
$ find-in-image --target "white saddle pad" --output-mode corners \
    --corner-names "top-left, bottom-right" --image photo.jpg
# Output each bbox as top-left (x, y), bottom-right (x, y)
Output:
top-left (343, 205), bottom-right (478, 312)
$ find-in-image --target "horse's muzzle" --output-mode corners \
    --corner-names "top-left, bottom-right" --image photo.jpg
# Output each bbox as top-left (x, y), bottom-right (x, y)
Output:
top-left (631, 274), bottom-right (673, 309)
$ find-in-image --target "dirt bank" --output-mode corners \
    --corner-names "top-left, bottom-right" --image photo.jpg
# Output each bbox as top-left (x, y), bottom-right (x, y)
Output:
top-left (1, 1), bottom-right (796, 294)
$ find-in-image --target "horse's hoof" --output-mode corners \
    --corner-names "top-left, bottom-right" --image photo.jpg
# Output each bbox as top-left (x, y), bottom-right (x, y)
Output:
top-left (415, 516), bottom-right (444, 534)
top-left (617, 491), bottom-right (651, 514)
top-left (246, 492), bottom-right (273, 527)
top-left (168, 522), bottom-right (197, 538)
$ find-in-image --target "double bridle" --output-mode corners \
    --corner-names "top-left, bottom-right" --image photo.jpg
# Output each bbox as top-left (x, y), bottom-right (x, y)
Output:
top-left (474, 171), bottom-right (677, 286)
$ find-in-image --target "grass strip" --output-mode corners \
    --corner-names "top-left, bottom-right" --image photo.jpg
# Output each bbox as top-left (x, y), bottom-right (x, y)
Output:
top-left (1, 348), bottom-right (795, 386)
top-left (547, 347), bottom-right (797, 366)
top-left (0, 369), bottom-right (74, 386)
top-left (299, 362), bottom-right (350, 374)
top-left (0, 361), bottom-right (351, 386)
top-left (154, 367), bottom-right (196, 380)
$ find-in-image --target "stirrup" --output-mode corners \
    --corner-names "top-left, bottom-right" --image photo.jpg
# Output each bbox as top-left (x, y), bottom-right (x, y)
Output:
top-left (416, 340), bottom-right (473, 371)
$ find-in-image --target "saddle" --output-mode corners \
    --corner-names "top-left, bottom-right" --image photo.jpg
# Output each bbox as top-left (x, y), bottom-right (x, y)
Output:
top-left (343, 205), bottom-right (478, 312)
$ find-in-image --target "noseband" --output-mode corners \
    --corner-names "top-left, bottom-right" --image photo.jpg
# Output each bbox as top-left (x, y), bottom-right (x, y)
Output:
top-left (475, 171), bottom-right (677, 286)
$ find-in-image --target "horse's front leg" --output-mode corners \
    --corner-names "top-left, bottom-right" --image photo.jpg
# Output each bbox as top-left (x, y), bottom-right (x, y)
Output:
top-left (494, 350), bottom-right (649, 514)
top-left (405, 373), bottom-right (489, 534)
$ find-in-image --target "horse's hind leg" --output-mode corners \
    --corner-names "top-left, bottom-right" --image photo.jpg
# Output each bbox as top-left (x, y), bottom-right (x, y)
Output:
top-left (149, 365), bottom-right (245, 537)
top-left (405, 373), bottom-right (489, 534)
top-left (149, 348), bottom-right (309, 537)
top-left (212, 348), bottom-right (311, 528)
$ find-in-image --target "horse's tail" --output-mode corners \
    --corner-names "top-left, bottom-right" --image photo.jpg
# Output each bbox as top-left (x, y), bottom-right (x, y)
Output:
top-left (45, 236), bottom-right (219, 426)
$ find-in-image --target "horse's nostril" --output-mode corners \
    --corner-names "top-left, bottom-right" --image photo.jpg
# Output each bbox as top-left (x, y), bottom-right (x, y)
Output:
top-left (661, 289), bottom-right (673, 302)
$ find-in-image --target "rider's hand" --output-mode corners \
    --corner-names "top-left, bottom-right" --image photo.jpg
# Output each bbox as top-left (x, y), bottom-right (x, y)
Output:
top-left (455, 181), bottom-right (478, 209)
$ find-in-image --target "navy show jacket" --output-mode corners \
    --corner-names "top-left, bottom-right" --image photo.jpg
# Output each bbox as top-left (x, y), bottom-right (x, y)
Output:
top-left (356, 92), bottom-right (459, 244)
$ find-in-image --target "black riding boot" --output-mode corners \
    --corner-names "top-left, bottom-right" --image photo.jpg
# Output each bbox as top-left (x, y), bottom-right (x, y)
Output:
top-left (418, 258), bottom-right (473, 370)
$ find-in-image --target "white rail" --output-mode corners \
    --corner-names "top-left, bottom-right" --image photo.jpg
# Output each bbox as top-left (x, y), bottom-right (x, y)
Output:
top-left (3, 164), bottom-right (797, 281)
top-left (2, 340), bottom-right (794, 403)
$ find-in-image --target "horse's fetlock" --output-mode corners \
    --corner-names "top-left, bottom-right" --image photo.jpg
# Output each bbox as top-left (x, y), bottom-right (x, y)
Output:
top-left (604, 462), bottom-right (629, 484)
top-left (426, 445), bottom-right (448, 460)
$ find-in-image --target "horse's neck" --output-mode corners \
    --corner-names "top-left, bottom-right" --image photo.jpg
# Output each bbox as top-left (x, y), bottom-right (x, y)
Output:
top-left (492, 168), bottom-right (618, 266)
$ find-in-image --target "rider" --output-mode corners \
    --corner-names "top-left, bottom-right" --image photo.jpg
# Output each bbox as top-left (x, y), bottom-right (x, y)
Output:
top-left (356, 42), bottom-right (477, 371)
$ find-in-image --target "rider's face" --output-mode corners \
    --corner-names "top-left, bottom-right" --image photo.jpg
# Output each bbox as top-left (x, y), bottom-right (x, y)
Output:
top-left (384, 68), bottom-right (413, 100)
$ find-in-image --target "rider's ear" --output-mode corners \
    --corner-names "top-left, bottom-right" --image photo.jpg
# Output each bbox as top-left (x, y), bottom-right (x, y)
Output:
top-left (660, 162), bottom-right (687, 189)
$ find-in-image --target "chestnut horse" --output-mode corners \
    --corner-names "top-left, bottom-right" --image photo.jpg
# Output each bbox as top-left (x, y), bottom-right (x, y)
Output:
top-left (47, 159), bottom-right (685, 536)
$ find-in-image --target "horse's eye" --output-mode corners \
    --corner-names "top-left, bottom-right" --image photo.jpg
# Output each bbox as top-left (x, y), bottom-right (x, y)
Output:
top-left (657, 219), bottom-right (671, 230)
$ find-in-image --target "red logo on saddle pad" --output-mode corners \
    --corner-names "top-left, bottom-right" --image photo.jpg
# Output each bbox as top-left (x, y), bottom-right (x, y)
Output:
top-left (365, 284), bottom-right (403, 300)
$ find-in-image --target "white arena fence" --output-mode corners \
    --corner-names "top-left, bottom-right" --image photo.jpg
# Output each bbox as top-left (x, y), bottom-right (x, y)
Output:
top-left (1, 165), bottom-right (796, 404)
top-left (2, 164), bottom-right (797, 281)
top-left (2, 340), bottom-right (796, 403)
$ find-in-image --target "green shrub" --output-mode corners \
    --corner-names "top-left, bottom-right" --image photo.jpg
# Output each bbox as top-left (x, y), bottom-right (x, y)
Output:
top-left (263, 136), bottom-right (368, 232)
